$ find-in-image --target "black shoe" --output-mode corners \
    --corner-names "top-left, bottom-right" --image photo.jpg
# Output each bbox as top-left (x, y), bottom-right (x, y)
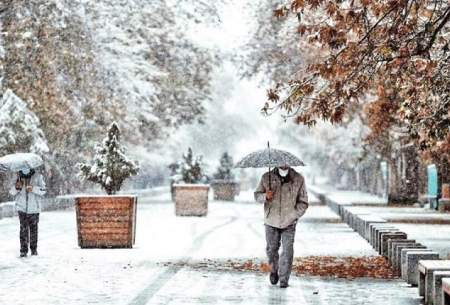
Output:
top-left (280, 281), bottom-right (289, 288)
top-left (31, 250), bottom-right (38, 256)
top-left (20, 252), bottom-right (27, 258)
top-left (269, 272), bottom-right (279, 285)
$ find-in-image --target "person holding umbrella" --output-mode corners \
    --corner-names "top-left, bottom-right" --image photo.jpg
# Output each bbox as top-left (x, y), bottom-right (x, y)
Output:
top-left (235, 143), bottom-right (308, 288)
top-left (1, 153), bottom-right (46, 257)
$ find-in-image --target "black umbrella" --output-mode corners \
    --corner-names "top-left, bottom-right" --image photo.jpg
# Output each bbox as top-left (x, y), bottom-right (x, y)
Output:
top-left (234, 142), bottom-right (305, 189)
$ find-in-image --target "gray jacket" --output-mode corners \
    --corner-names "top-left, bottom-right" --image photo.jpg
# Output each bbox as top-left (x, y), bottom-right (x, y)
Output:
top-left (9, 173), bottom-right (46, 214)
top-left (254, 168), bottom-right (308, 229)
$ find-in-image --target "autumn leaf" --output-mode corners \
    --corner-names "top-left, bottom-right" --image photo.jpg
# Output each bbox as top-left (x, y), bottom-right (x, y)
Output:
top-left (291, 0), bottom-right (305, 11)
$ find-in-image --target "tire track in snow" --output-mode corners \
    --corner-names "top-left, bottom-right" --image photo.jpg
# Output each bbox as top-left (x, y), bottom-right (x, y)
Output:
top-left (246, 221), bottom-right (265, 239)
top-left (128, 216), bottom-right (238, 305)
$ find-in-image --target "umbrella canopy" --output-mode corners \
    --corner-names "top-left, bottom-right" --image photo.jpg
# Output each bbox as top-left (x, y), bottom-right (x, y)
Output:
top-left (0, 153), bottom-right (43, 173)
top-left (234, 148), bottom-right (305, 168)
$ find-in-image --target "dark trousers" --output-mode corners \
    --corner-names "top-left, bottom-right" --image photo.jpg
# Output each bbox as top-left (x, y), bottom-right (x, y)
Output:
top-left (265, 223), bottom-right (296, 283)
top-left (18, 211), bottom-right (39, 254)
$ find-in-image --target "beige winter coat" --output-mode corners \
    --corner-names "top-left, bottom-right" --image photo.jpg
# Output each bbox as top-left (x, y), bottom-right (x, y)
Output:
top-left (254, 168), bottom-right (308, 229)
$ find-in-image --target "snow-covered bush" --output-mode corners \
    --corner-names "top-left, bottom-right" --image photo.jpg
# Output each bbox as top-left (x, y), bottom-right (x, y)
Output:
top-left (79, 122), bottom-right (139, 195)
top-left (213, 152), bottom-right (235, 181)
top-left (0, 89), bottom-right (49, 155)
top-left (179, 148), bottom-right (207, 184)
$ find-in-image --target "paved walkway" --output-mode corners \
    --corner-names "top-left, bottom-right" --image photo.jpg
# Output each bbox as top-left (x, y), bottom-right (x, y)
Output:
top-left (0, 192), bottom-right (422, 305)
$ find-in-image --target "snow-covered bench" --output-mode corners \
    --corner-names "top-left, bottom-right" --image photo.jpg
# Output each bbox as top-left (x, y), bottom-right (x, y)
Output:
top-left (392, 243), bottom-right (425, 273)
top-left (403, 251), bottom-right (439, 285)
top-left (374, 227), bottom-right (399, 251)
top-left (359, 215), bottom-right (386, 241)
top-left (432, 271), bottom-right (450, 305)
top-left (380, 232), bottom-right (407, 257)
top-left (387, 239), bottom-right (415, 264)
top-left (418, 260), bottom-right (450, 305)
top-left (369, 223), bottom-right (395, 246)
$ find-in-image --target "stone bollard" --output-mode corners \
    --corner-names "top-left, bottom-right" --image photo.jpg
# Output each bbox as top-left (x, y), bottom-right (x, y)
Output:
top-left (354, 215), bottom-right (361, 232)
top-left (418, 260), bottom-right (450, 304)
top-left (393, 244), bottom-right (425, 273)
top-left (343, 207), bottom-right (354, 225)
top-left (350, 212), bottom-right (366, 230)
top-left (375, 228), bottom-right (399, 252)
top-left (369, 224), bottom-right (390, 247)
top-left (354, 213), bottom-right (370, 233)
top-left (388, 239), bottom-right (416, 265)
top-left (432, 271), bottom-right (450, 305)
top-left (338, 202), bottom-right (352, 219)
top-left (404, 251), bottom-right (439, 286)
top-left (401, 248), bottom-right (433, 281)
top-left (380, 232), bottom-right (407, 257)
top-left (326, 199), bottom-right (340, 215)
top-left (363, 218), bottom-right (387, 241)
top-left (442, 278), bottom-right (450, 305)
top-left (355, 215), bottom-right (386, 240)
top-left (370, 224), bottom-right (397, 248)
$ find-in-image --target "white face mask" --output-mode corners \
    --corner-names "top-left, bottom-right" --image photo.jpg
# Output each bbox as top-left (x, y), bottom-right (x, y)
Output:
top-left (279, 168), bottom-right (289, 177)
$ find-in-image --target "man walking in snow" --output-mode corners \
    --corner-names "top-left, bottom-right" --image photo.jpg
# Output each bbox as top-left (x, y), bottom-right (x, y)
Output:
top-left (10, 168), bottom-right (46, 257)
top-left (254, 165), bottom-right (308, 288)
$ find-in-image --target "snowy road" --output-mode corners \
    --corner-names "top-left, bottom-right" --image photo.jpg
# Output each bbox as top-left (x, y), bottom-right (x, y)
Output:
top-left (0, 193), bottom-right (421, 305)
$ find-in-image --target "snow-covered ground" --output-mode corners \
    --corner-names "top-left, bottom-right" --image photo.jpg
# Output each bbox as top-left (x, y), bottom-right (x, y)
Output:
top-left (395, 223), bottom-right (450, 258)
top-left (338, 206), bottom-right (450, 258)
top-left (308, 185), bottom-right (450, 258)
top-left (0, 192), bottom-right (423, 305)
top-left (309, 184), bottom-right (388, 205)
top-left (327, 191), bottom-right (387, 205)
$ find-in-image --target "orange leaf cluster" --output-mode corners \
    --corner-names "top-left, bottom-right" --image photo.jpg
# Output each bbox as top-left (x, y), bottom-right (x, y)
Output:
top-left (266, 0), bottom-right (450, 156)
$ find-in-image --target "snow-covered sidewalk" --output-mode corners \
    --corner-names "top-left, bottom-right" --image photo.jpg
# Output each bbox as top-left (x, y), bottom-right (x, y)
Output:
top-left (307, 184), bottom-right (450, 258)
top-left (308, 184), bottom-right (388, 205)
top-left (0, 195), bottom-right (420, 305)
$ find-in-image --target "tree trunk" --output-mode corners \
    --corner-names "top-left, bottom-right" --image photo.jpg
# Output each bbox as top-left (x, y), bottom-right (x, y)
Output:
top-left (436, 157), bottom-right (450, 197)
top-left (0, 173), bottom-right (11, 202)
top-left (387, 146), bottom-right (419, 205)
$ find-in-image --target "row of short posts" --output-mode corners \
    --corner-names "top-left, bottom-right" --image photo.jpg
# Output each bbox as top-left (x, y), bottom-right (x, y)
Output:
top-left (336, 204), bottom-right (450, 305)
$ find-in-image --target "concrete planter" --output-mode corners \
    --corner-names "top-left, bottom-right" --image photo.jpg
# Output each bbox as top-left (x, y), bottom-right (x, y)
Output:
top-left (211, 180), bottom-right (238, 201)
top-left (173, 184), bottom-right (209, 216)
top-left (75, 195), bottom-right (137, 248)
